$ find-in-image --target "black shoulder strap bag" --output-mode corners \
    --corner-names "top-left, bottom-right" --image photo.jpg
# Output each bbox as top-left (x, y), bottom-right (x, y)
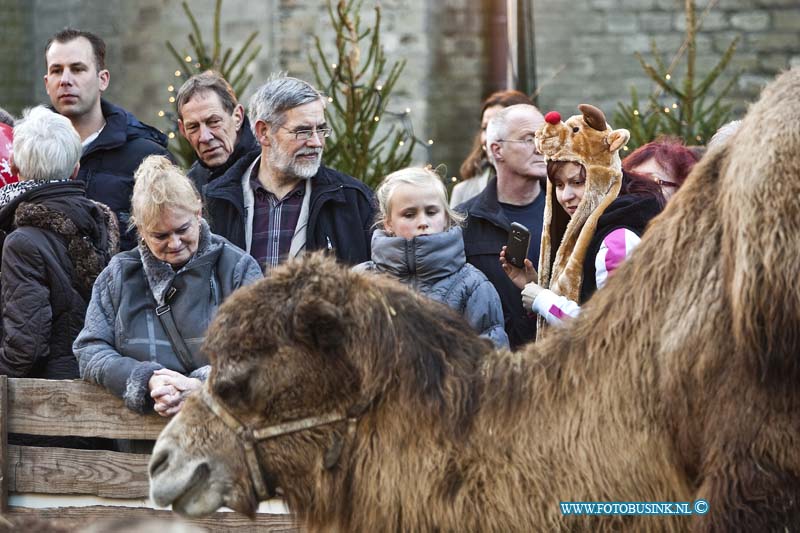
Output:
top-left (155, 286), bottom-right (196, 373)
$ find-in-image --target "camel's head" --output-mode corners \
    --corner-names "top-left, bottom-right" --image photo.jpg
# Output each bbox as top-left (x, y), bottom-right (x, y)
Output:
top-left (149, 254), bottom-right (487, 518)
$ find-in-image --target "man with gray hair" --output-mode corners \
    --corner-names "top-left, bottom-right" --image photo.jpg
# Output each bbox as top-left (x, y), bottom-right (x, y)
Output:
top-left (458, 103), bottom-right (546, 348)
top-left (0, 106), bottom-right (117, 387)
top-left (176, 71), bottom-right (257, 193)
top-left (204, 75), bottom-right (375, 270)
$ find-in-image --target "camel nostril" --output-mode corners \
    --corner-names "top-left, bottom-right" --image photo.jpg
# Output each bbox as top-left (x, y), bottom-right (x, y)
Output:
top-left (149, 449), bottom-right (170, 479)
top-left (191, 462), bottom-right (211, 487)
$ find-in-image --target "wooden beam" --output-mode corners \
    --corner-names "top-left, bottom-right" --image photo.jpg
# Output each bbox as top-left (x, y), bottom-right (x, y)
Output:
top-left (7, 379), bottom-right (167, 439)
top-left (7, 506), bottom-right (300, 532)
top-left (0, 375), bottom-right (7, 512)
top-left (7, 445), bottom-right (151, 499)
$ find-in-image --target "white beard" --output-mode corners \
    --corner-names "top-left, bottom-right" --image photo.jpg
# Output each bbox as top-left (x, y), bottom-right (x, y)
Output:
top-left (269, 144), bottom-right (322, 180)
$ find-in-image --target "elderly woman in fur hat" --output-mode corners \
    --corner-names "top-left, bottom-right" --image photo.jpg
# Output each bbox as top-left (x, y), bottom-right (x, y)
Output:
top-left (501, 105), bottom-right (663, 337)
top-left (74, 155), bottom-right (261, 417)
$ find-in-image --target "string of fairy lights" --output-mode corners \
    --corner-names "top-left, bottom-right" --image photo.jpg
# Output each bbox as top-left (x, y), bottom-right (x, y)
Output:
top-left (321, 61), bottom-right (436, 157)
top-left (624, 0), bottom-right (728, 148)
top-left (626, 73), bottom-right (706, 149)
top-left (156, 56), bottom-right (204, 142)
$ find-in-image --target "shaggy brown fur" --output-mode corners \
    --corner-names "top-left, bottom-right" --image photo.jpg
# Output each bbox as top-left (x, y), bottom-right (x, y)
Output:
top-left (150, 69), bottom-right (800, 531)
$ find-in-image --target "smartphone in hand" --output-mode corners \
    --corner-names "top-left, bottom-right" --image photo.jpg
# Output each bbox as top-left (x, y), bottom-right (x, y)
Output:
top-left (506, 222), bottom-right (531, 269)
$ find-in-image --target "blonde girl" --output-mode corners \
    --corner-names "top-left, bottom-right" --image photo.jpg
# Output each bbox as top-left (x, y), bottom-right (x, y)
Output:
top-left (357, 166), bottom-right (509, 348)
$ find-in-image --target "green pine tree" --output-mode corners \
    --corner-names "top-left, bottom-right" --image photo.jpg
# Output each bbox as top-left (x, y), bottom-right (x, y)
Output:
top-left (613, 0), bottom-right (739, 151)
top-left (163, 0), bottom-right (262, 167)
top-left (309, 0), bottom-right (415, 189)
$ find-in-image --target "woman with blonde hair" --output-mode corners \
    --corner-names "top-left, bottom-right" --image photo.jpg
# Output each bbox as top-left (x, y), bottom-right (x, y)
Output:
top-left (74, 155), bottom-right (261, 417)
top-left (357, 166), bottom-right (508, 348)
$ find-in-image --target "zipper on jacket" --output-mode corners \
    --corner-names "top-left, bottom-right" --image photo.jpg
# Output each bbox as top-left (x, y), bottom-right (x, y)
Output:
top-left (210, 274), bottom-right (220, 306)
top-left (406, 239), bottom-right (418, 289)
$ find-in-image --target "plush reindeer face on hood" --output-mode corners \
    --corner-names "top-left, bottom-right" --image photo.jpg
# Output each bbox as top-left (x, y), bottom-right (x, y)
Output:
top-left (535, 104), bottom-right (629, 172)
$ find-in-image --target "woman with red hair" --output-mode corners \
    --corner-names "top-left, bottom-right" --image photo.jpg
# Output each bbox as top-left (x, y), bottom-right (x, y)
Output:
top-left (622, 137), bottom-right (699, 202)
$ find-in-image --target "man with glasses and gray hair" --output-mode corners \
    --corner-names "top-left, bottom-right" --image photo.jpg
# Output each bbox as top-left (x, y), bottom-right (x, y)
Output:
top-left (204, 74), bottom-right (375, 271)
top-left (459, 103), bottom-right (546, 348)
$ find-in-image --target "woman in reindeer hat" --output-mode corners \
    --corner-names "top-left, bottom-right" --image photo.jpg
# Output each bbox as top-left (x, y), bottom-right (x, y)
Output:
top-left (501, 104), bottom-right (663, 337)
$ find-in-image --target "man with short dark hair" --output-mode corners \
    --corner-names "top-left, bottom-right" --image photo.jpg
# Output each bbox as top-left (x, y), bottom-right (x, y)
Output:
top-left (205, 75), bottom-right (375, 270)
top-left (176, 71), bottom-right (257, 194)
top-left (459, 104), bottom-right (547, 349)
top-left (44, 28), bottom-right (171, 250)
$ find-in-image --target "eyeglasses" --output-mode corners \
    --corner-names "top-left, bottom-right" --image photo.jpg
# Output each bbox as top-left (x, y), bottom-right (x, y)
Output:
top-left (641, 172), bottom-right (679, 189)
top-left (497, 136), bottom-right (538, 149)
top-left (656, 178), bottom-right (679, 189)
top-left (280, 126), bottom-right (332, 141)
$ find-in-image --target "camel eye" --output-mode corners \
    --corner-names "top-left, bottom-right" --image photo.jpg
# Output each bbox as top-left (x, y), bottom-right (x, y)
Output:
top-left (572, 126), bottom-right (580, 133)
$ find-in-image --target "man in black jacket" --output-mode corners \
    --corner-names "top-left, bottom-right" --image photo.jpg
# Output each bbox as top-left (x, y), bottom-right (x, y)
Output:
top-left (205, 75), bottom-right (375, 271)
top-left (44, 28), bottom-right (171, 250)
top-left (459, 104), bottom-right (546, 349)
top-left (176, 71), bottom-right (258, 195)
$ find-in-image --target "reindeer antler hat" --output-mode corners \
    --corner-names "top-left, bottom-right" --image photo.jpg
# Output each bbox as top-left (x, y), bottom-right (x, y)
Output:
top-left (534, 104), bottom-right (630, 311)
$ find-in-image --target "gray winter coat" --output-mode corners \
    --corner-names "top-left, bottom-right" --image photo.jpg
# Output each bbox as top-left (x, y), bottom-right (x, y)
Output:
top-left (357, 227), bottom-right (509, 348)
top-left (73, 220), bottom-right (262, 413)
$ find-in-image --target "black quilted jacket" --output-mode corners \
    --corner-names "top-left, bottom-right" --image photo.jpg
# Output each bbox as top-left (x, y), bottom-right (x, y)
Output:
top-left (0, 180), bottom-right (117, 379)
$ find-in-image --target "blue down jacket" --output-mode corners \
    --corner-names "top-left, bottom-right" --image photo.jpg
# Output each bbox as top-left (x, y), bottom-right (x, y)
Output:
top-left (73, 220), bottom-right (261, 413)
top-left (357, 226), bottom-right (509, 349)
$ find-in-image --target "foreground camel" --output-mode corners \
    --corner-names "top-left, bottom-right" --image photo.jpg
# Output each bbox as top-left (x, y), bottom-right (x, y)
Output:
top-left (150, 69), bottom-right (800, 532)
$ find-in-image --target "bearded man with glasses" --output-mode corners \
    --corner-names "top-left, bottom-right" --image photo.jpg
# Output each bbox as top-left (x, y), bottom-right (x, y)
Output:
top-left (204, 75), bottom-right (376, 271)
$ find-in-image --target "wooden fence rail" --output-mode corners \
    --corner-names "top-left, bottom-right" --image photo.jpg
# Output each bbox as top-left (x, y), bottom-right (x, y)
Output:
top-left (0, 376), bottom-right (300, 532)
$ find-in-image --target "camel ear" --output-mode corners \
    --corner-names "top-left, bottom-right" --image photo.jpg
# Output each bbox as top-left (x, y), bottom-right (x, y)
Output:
top-left (606, 128), bottom-right (630, 152)
top-left (292, 298), bottom-right (344, 354)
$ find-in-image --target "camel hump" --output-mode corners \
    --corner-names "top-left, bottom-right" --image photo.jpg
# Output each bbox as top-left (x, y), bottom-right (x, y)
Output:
top-left (721, 67), bottom-right (800, 382)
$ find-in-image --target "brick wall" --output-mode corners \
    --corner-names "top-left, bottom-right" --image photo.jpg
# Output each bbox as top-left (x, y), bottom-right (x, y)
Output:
top-left (0, 0), bottom-right (34, 118)
top-left (533, 0), bottom-right (800, 126)
top-left (275, 0), bottom-right (437, 168)
top-left (3, 0), bottom-right (799, 179)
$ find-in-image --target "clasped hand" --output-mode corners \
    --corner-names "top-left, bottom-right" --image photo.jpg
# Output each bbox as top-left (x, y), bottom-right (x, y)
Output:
top-left (148, 368), bottom-right (202, 417)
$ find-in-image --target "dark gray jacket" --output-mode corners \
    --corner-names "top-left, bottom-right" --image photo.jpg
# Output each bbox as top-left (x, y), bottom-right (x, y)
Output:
top-left (356, 226), bottom-right (509, 349)
top-left (73, 220), bottom-right (262, 413)
top-left (204, 154), bottom-right (376, 266)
